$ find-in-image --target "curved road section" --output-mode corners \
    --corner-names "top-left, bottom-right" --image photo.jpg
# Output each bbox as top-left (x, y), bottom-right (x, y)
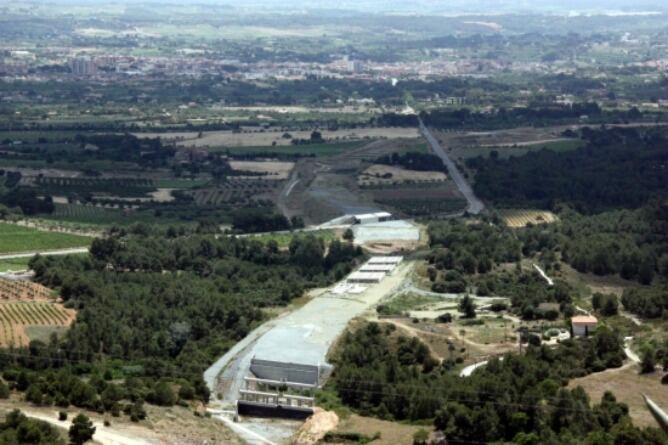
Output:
top-left (419, 119), bottom-right (485, 215)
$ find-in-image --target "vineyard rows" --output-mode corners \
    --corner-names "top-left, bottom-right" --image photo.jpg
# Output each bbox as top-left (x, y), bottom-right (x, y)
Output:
top-left (0, 278), bottom-right (52, 301)
top-left (191, 184), bottom-right (277, 206)
top-left (36, 177), bottom-right (153, 187)
top-left (0, 302), bottom-right (74, 347)
top-left (499, 210), bottom-right (558, 228)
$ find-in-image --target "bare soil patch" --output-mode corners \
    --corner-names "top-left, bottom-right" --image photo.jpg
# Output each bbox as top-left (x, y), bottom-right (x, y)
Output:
top-left (294, 409), bottom-right (339, 445)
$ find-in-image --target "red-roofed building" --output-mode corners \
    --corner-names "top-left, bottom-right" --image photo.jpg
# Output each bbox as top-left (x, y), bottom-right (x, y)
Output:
top-left (572, 315), bottom-right (598, 337)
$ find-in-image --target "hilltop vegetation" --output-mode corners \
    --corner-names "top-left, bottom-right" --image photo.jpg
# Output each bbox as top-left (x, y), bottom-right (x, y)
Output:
top-left (326, 322), bottom-right (665, 445)
top-left (0, 226), bottom-right (363, 419)
top-left (471, 127), bottom-right (668, 213)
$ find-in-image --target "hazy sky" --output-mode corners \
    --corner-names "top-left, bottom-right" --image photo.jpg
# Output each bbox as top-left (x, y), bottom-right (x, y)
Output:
top-left (37, 0), bottom-right (668, 12)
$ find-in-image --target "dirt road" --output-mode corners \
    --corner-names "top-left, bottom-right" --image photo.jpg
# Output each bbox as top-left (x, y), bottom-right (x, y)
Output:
top-left (18, 408), bottom-right (156, 445)
top-left (0, 247), bottom-right (89, 260)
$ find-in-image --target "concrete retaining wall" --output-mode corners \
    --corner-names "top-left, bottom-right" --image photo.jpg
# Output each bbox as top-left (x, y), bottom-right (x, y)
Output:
top-left (250, 358), bottom-right (321, 385)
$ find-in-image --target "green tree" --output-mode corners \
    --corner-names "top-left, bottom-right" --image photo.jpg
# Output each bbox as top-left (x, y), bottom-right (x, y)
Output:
top-left (640, 349), bottom-right (656, 374)
top-left (413, 429), bottom-right (429, 445)
top-left (69, 414), bottom-right (95, 445)
top-left (151, 381), bottom-right (176, 406)
top-left (458, 295), bottom-right (476, 319)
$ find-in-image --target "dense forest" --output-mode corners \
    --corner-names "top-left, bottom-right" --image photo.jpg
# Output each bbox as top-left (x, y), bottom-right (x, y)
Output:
top-left (426, 203), bottom-right (668, 318)
top-left (0, 226), bottom-right (363, 419)
top-left (326, 322), bottom-right (665, 445)
top-left (375, 152), bottom-right (447, 172)
top-left (425, 220), bottom-right (577, 319)
top-left (518, 203), bottom-right (668, 285)
top-left (470, 127), bottom-right (668, 213)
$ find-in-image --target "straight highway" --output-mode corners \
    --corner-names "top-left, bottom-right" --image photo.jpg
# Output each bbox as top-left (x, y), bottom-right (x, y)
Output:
top-left (419, 119), bottom-right (485, 215)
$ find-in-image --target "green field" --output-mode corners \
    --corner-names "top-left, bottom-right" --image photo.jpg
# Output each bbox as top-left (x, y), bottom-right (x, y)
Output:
top-left (0, 223), bottom-right (91, 254)
top-left (0, 257), bottom-right (31, 272)
top-left (378, 293), bottom-right (443, 316)
top-left (219, 141), bottom-right (367, 157)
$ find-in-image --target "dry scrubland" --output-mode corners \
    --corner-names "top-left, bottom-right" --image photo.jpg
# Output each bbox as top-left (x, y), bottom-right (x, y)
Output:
top-left (499, 209), bottom-right (558, 228)
top-left (135, 127), bottom-right (420, 148)
top-left (569, 364), bottom-right (668, 428)
top-left (357, 164), bottom-right (447, 186)
top-left (329, 414), bottom-right (428, 445)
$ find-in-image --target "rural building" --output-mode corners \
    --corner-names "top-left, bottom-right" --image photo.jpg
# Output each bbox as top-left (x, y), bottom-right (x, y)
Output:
top-left (367, 256), bottom-right (403, 265)
top-left (571, 315), bottom-right (598, 337)
top-left (347, 271), bottom-right (385, 284)
top-left (352, 212), bottom-right (393, 225)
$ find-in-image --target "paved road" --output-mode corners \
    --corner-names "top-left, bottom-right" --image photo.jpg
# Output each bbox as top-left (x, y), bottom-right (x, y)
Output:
top-left (420, 119), bottom-right (485, 215)
top-left (0, 247), bottom-right (89, 261)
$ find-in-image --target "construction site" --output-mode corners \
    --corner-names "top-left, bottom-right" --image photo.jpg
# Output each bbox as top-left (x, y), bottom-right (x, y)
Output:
top-left (204, 212), bottom-right (418, 443)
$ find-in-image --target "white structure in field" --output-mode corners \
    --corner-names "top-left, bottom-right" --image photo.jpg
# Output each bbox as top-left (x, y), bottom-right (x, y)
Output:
top-left (368, 256), bottom-right (403, 265)
top-left (347, 271), bottom-right (385, 284)
top-left (359, 264), bottom-right (396, 274)
top-left (352, 212), bottom-right (393, 225)
top-left (571, 315), bottom-right (598, 337)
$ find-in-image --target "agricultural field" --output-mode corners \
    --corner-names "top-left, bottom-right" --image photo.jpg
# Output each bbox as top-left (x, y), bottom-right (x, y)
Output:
top-left (0, 257), bottom-right (31, 273)
top-left (136, 127), bottom-right (420, 148)
top-left (154, 178), bottom-right (210, 189)
top-left (341, 138), bottom-right (429, 162)
top-left (0, 223), bottom-right (91, 254)
top-left (223, 141), bottom-right (368, 157)
top-left (190, 180), bottom-right (278, 206)
top-left (41, 204), bottom-right (131, 225)
top-left (358, 164), bottom-right (447, 186)
top-left (0, 302), bottom-right (75, 347)
top-left (33, 176), bottom-right (156, 197)
top-left (228, 161), bottom-right (295, 180)
top-left (0, 278), bottom-right (53, 301)
top-left (499, 209), bottom-right (558, 228)
top-left (372, 187), bottom-right (467, 217)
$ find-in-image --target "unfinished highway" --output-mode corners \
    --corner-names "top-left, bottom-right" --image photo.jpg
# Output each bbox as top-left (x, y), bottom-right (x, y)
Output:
top-left (419, 119), bottom-right (485, 215)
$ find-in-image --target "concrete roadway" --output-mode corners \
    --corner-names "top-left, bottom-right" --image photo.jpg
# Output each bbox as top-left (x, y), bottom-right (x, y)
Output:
top-left (419, 119), bottom-right (485, 215)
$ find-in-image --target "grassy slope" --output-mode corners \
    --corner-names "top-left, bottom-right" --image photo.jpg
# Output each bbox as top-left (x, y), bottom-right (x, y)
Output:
top-left (0, 223), bottom-right (91, 254)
